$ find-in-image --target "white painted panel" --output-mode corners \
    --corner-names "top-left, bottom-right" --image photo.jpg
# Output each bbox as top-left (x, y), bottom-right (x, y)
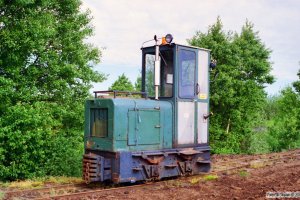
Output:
top-left (198, 50), bottom-right (209, 100)
top-left (197, 102), bottom-right (208, 144)
top-left (178, 102), bottom-right (195, 144)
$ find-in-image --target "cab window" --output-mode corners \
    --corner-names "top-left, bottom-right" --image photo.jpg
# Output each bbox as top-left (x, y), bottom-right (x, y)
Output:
top-left (143, 50), bottom-right (174, 98)
top-left (179, 50), bottom-right (196, 98)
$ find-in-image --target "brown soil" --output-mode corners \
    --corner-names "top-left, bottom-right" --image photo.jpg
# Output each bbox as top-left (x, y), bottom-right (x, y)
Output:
top-left (84, 150), bottom-right (300, 200)
top-left (2, 150), bottom-right (299, 200)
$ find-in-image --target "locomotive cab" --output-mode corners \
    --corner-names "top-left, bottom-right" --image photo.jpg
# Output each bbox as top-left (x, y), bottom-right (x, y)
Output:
top-left (141, 42), bottom-right (210, 147)
top-left (83, 35), bottom-right (211, 183)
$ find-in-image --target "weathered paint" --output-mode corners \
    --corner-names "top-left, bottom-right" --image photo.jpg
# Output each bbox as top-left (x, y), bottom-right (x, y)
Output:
top-left (177, 101), bottom-right (195, 145)
top-left (197, 102), bottom-right (208, 143)
top-left (174, 45), bottom-right (210, 147)
top-left (196, 50), bottom-right (210, 144)
top-left (84, 98), bottom-right (173, 152)
top-left (197, 50), bottom-right (209, 100)
top-left (83, 43), bottom-right (211, 183)
top-left (128, 109), bottom-right (161, 145)
top-left (83, 146), bottom-right (211, 183)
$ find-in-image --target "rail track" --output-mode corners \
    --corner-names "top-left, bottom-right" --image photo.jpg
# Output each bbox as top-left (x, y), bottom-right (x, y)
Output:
top-left (3, 149), bottom-right (299, 200)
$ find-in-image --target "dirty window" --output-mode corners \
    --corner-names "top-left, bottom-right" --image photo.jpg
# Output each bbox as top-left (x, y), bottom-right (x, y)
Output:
top-left (90, 108), bottom-right (108, 137)
top-left (179, 50), bottom-right (196, 98)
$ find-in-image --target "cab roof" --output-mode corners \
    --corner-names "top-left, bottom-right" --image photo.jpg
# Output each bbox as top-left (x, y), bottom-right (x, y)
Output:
top-left (141, 43), bottom-right (210, 52)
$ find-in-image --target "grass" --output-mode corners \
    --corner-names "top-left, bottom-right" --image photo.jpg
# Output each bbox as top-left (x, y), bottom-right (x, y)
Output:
top-left (188, 174), bottom-right (219, 184)
top-left (164, 180), bottom-right (184, 188)
top-left (189, 177), bottom-right (201, 184)
top-left (0, 182), bottom-right (10, 188)
top-left (0, 176), bottom-right (83, 190)
top-left (0, 191), bottom-right (4, 200)
top-left (250, 161), bottom-right (266, 169)
top-left (45, 176), bottom-right (82, 184)
top-left (8, 180), bottom-right (44, 189)
top-left (203, 174), bottom-right (218, 181)
top-left (238, 170), bottom-right (250, 177)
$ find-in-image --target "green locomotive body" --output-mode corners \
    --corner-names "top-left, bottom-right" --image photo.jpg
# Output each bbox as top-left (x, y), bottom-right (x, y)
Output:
top-left (83, 36), bottom-right (212, 183)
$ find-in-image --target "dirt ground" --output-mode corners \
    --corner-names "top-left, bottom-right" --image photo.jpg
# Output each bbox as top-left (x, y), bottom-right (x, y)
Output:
top-left (84, 150), bottom-right (300, 200)
top-left (2, 150), bottom-right (299, 200)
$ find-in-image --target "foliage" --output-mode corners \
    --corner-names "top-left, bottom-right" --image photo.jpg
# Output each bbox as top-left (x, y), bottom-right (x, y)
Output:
top-left (145, 55), bottom-right (155, 96)
top-left (109, 73), bottom-right (134, 91)
top-left (264, 88), bottom-right (300, 151)
top-left (249, 69), bottom-right (300, 153)
top-left (0, 0), bottom-right (105, 180)
top-left (188, 18), bottom-right (274, 153)
top-left (293, 69), bottom-right (300, 93)
top-left (134, 75), bottom-right (142, 92)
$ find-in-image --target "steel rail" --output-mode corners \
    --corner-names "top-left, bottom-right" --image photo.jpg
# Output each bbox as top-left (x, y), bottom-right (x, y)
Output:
top-left (32, 151), bottom-right (299, 200)
top-left (3, 149), bottom-right (299, 200)
top-left (3, 183), bottom-right (88, 199)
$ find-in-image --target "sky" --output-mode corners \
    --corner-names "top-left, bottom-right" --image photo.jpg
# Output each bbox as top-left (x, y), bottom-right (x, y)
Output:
top-left (81, 0), bottom-right (300, 95)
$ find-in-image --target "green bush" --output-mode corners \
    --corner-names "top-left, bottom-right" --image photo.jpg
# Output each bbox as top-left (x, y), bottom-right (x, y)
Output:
top-left (266, 88), bottom-right (300, 151)
top-left (189, 18), bottom-right (274, 154)
top-left (0, 0), bottom-right (105, 181)
top-left (248, 132), bottom-right (271, 154)
top-left (0, 102), bottom-right (83, 180)
top-left (248, 88), bottom-right (300, 154)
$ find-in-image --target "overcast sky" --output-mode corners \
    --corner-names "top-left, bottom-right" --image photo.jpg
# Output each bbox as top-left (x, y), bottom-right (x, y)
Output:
top-left (81, 0), bottom-right (300, 95)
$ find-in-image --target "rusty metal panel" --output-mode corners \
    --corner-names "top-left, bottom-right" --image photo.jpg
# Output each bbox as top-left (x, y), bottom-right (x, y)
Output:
top-left (177, 102), bottom-right (195, 145)
top-left (197, 102), bottom-right (208, 144)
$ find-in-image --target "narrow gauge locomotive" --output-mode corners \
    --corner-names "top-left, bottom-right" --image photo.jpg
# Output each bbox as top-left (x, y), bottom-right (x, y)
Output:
top-left (83, 34), bottom-right (213, 183)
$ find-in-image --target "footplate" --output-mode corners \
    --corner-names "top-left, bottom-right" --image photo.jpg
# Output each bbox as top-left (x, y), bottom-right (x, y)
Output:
top-left (82, 153), bottom-right (111, 183)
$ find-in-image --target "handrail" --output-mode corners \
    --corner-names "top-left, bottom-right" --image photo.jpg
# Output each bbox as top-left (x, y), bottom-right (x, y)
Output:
top-left (93, 90), bottom-right (148, 99)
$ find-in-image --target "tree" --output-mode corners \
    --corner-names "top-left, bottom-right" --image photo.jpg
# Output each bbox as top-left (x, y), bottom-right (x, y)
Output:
top-left (292, 68), bottom-right (300, 138)
top-left (249, 64), bottom-right (300, 154)
top-left (145, 56), bottom-right (155, 96)
top-left (0, 0), bottom-right (105, 180)
top-left (188, 18), bottom-right (274, 153)
top-left (263, 88), bottom-right (300, 151)
top-left (134, 75), bottom-right (142, 92)
top-left (109, 73), bottom-right (134, 91)
top-left (293, 69), bottom-right (300, 93)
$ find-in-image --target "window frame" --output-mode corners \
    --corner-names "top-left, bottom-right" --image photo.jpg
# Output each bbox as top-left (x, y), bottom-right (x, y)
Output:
top-left (90, 108), bottom-right (108, 138)
top-left (142, 48), bottom-right (174, 98)
top-left (178, 49), bottom-right (196, 99)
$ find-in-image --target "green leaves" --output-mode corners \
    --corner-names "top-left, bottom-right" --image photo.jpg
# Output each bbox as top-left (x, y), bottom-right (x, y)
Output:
top-left (293, 69), bottom-right (300, 93)
top-left (134, 76), bottom-right (142, 92)
top-left (263, 88), bottom-right (300, 152)
top-left (188, 18), bottom-right (274, 153)
top-left (0, 102), bottom-right (56, 179)
top-left (0, 0), bottom-right (104, 180)
top-left (109, 73), bottom-right (134, 91)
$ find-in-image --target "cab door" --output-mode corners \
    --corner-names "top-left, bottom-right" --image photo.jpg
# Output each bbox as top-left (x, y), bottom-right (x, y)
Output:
top-left (176, 46), bottom-right (198, 146)
top-left (196, 50), bottom-right (210, 144)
